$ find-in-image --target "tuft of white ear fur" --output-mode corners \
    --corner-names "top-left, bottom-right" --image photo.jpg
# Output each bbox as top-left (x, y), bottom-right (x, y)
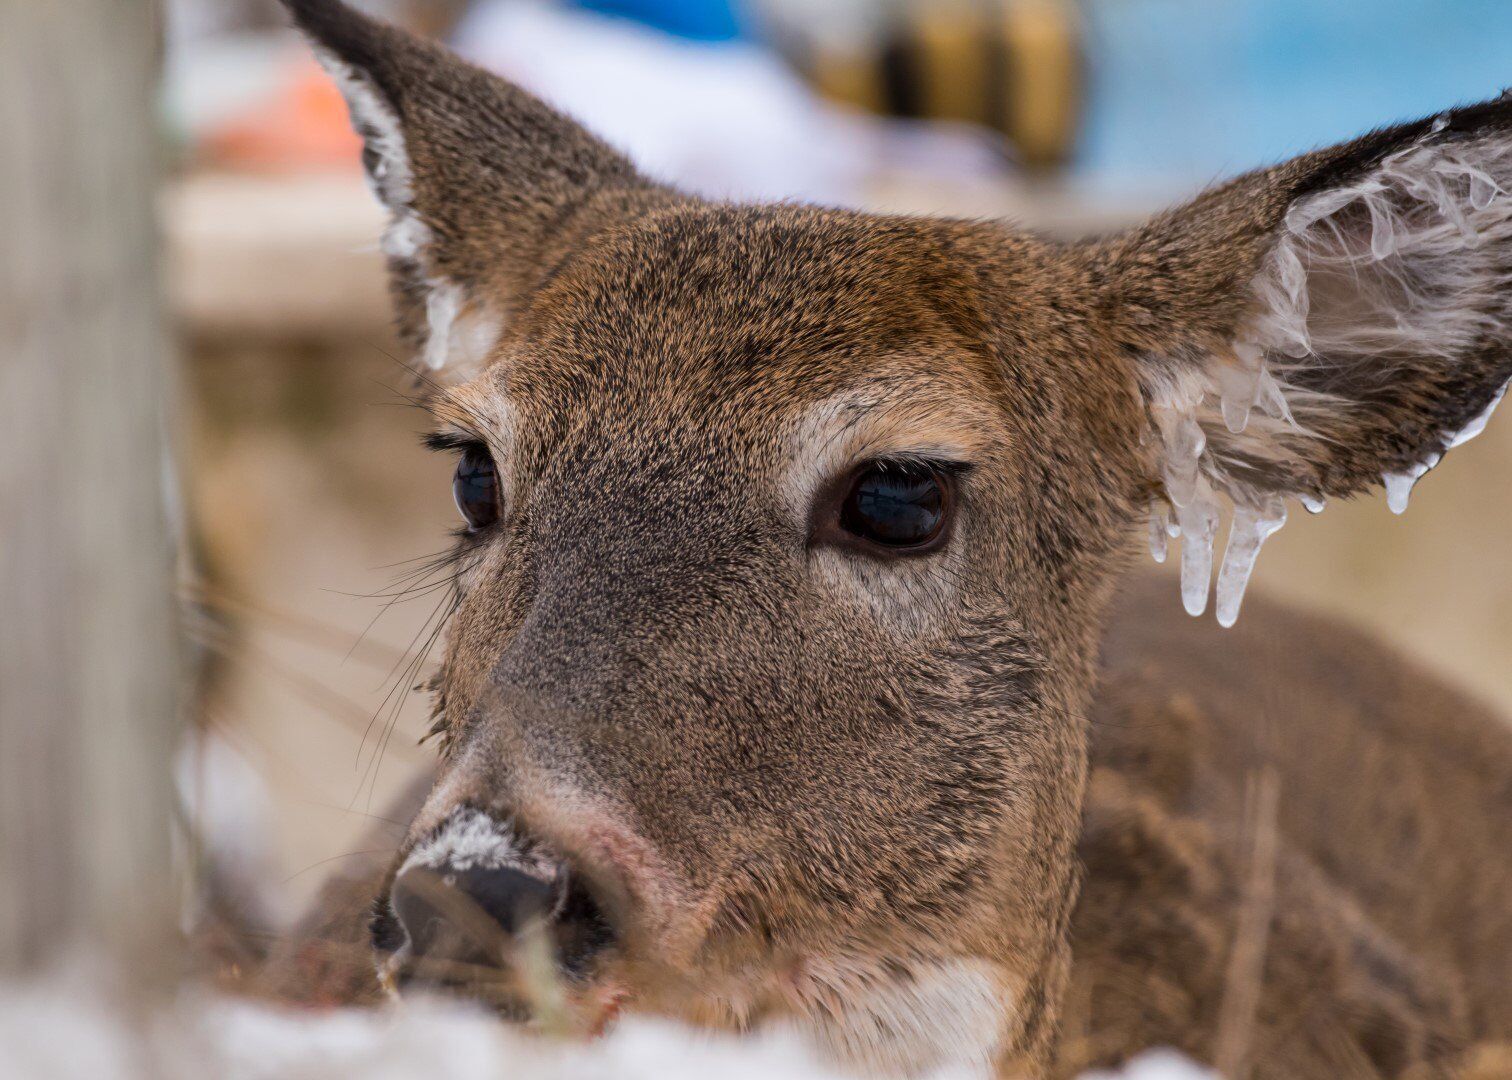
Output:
top-left (312, 48), bottom-right (502, 378)
top-left (1145, 121), bottom-right (1512, 625)
top-left (311, 46), bottom-right (414, 211)
top-left (423, 281), bottom-right (506, 375)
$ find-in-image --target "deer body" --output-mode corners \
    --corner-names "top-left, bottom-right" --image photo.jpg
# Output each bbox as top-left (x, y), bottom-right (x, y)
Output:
top-left (1071, 575), bottom-right (1511, 1076)
top-left (273, 3), bottom-right (1512, 1075)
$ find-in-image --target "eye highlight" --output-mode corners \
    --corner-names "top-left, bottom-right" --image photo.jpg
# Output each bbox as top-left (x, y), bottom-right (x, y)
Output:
top-left (814, 458), bottom-right (961, 556)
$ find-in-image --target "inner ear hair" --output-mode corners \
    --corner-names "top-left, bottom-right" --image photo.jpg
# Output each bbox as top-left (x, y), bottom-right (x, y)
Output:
top-left (1107, 96), bottom-right (1512, 626)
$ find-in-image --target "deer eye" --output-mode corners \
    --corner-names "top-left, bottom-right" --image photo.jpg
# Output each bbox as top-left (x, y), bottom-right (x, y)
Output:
top-left (834, 462), bottom-right (955, 552)
top-left (452, 444), bottom-right (500, 531)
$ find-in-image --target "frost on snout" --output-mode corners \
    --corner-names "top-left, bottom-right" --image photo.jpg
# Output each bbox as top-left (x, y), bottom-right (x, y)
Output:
top-left (375, 807), bottom-right (615, 1021)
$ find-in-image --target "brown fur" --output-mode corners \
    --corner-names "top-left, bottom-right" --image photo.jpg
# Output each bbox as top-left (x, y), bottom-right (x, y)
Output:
top-left (269, 3), bottom-right (1512, 1076)
top-left (1065, 575), bottom-right (1511, 1078)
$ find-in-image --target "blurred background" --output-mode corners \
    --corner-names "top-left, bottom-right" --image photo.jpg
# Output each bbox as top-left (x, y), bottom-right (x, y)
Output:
top-left (159, 0), bottom-right (1512, 933)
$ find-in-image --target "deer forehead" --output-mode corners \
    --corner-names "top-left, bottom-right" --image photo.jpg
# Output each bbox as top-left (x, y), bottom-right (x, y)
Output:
top-left (438, 360), bottom-right (1010, 488)
top-left (431, 210), bottom-right (1046, 458)
top-left (498, 205), bottom-right (1056, 379)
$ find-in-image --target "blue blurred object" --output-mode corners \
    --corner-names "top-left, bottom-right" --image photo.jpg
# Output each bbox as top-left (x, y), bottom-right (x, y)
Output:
top-left (572, 0), bottom-right (744, 42)
top-left (1078, 0), bottom-right (1512, 192)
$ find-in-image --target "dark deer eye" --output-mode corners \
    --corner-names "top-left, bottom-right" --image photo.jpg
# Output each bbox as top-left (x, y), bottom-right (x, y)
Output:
top-left (452, 444), bottom-right (499, 531)
top-left (836, 462), bottom-right (954, 551)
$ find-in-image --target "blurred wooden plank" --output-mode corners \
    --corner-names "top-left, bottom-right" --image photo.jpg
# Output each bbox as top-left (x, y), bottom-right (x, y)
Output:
top-left (166, 172), bottom-right (391, 342)
top-left (0, 1), bottom-right (178, 976)
top-left (162, 169), bottom-right (1150, 347)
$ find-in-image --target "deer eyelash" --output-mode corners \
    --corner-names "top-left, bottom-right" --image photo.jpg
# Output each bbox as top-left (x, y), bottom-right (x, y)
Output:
top-left (867, 453), bottom-right (975, 479)
top-left (423, 430), bottom-right (485, 455)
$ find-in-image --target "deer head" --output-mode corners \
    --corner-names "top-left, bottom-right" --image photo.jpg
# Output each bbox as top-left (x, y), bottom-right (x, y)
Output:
top-left (283, 2), bottom-right (1512, 1073)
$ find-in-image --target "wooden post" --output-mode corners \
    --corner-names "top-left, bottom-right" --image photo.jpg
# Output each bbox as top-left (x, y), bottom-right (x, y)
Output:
top-left (0, 2), bottom-right (179, 976)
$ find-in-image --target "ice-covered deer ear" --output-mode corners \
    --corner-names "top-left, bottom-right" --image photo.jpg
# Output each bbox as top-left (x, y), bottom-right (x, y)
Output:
top-left (1100, 97), bottom-right (1512, 625)
top-left (281, 0), bottom-right (671, 381)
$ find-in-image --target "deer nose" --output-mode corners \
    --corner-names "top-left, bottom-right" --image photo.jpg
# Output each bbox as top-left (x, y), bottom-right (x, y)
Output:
top-left (383, 815), bottom-right (617, 998)
top-left (391, 863), bottom-right (560, 962)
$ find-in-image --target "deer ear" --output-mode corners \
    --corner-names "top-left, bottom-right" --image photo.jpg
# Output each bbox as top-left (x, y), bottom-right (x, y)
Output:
top-left (1101, 97), bottom-right (1512, 624)
top-left (281, 0), bottom-right (672, 380)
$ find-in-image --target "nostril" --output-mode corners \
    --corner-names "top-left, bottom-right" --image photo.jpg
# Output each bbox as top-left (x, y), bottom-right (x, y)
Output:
top-left (453, 865), bottom-right (559, 934)
top-left (387, 860), bottom-right (616, 982)
top-left (554, 871), bottom-right (616, 978)
top-left (381, 808), bottom-right (625, 996)
top-left (391, 863), bottom-right (559, 962)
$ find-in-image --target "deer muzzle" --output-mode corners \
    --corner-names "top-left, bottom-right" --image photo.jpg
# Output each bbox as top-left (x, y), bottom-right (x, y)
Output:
top-left (378, 807), bottom-right (615, 1017)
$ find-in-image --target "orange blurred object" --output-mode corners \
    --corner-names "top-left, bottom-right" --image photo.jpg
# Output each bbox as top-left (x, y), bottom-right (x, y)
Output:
top-left (202, 56), bottom-right (363, 172)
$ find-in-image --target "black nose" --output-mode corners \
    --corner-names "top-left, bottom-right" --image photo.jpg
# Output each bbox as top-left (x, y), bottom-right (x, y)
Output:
top-left (388, 861), bottom-right (612, 982)
top-left (392, 864), bottom-right (558, 961)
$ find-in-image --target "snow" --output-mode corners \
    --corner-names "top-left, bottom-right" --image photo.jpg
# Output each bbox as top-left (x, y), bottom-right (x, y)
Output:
top-left (402, 807), bottom-right (545, 876)
top-left (0, 965), bottom-right (1212, 1080)
top-left (1081, 1049), bottom-right (1218, 1080)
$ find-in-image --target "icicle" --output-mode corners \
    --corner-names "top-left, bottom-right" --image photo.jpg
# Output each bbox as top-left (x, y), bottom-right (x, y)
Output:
top-left (1215, 361), bottom-right (1258, 434)
top-left (1269, 244), bottom-right (1313, 357)
top-left (1233, 341), bottom-right (1265, 367)
top-left (1384, 472), bottom-right (1415, 514)
top-left (1380, 378), bottom-right (1506, 514)
top-left (1161, 415), bottom-right (1206, 508)
top-left (1430, 153), bottom-right (1503, 214)
top-left (1447, 378), bottom-right (1509, 448)
top-left (1149, 503), bottom-right (1169, 564)
top-left (1383, 452), bottom-right (1441, 514)
top-left (1300, 493), bottom-right (1326, 514)
top-left (1254, 368), bottom-right (1295, 425)
top-left (1176, 499), bottom-right (1219, 617)
top-left (1216, 496), bottom-right (1287, 628)
top-left (1469, 167), bottom-right (1500, 211)
top-left (1430, 114), bottom-right (1449, 133)
top-left (1220, 393), bottom-right (1251, 434)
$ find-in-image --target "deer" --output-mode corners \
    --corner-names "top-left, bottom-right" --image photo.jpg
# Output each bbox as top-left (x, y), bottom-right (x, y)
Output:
top-left (266, 2), bottom-right (1512, 1076)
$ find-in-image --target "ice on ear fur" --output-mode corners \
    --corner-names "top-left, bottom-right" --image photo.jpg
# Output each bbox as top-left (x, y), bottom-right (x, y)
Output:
top-left (1102, 96), bottom-right (1512, 625)
top-left (281, 0), bottom-right (670, 379)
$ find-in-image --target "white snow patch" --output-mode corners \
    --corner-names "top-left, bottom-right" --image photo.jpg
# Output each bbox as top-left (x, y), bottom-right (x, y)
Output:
top-left (0, 966), bottom-right (853, 1080)
top-left (174, 731), bottom-right (283, 926)
top-left (0, 959), bottom-right (1218, 1080)
top-left (399, 807), bottom-right (559, 881)
top-left (1081, 1048), bottom-right (1219, 1080)
top-left (0, 962), bottom-right (1215, 1080)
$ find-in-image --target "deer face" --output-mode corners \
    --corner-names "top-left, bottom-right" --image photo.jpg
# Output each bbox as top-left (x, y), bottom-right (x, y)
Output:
top-left (286, 2), bottom-right (1512, 1073)
top-left (381, 204), bottom-right (1127, 1072)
